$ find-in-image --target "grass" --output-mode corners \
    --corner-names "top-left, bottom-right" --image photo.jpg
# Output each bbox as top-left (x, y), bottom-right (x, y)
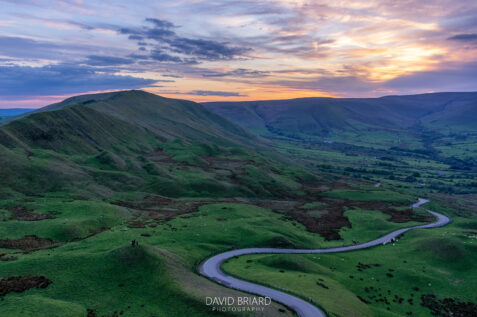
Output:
top-left (0, 196), bottom-right (432, 316)
top-left (338, 208), bottom-right (422, 244)
top-left (0, 201), bottom-right (315, 316)
top-left (222, 205), bottom-right (477, 317)
top-left (2, 90), bottom-right (477, 316)
top-left (0, 244), bottom-right (219, 317)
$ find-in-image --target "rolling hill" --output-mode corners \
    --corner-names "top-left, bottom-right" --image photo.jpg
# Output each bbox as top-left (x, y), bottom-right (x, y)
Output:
top-left (0, 90), bottom-right (318, 199)
top-left (1, 90), bottom-right (476, 317)
top-left (203, 92), bottom-right (477, 138)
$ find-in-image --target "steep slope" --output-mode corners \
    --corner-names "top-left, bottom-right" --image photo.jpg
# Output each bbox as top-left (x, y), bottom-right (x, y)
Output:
top-left (0, 90), bottom-right (317, 199)
top-left (3, 90), bottom-right (257, 148)
top-left (203, 92), bottom-right (477, 137)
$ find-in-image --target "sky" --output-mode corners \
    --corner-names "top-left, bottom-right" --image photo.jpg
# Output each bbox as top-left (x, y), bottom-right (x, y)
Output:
top-left (0, 0), bottom-right (477, 108)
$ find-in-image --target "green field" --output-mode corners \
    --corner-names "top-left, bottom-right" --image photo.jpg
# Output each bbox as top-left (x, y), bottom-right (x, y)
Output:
top-left (1, 91), bottom-right (477, 316)
top-left (0, 194), bottom-right (438, 316)
top-left (223, 203), bottom-right (477, 317)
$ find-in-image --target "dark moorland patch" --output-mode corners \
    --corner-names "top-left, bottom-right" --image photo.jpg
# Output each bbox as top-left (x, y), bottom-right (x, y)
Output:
top-left (285, 199), bottom-right (432, 240)
top-left (112, 195), bottom-right (214, 227)
top-left (357, 295), bottom-right (371, 304)
top-left (0, 275), bottom-right (52, 296)
top-left (87, 309), bottom-right (97, 317)
top-left (0, 235), bottom-right (62, 252)
top-left (9, 205), bottom-right (54, 221)
top-left (356, 262), bottom-right (380, 271)
top-left (420, 294), bottom-right (477, 316)
top-left (0, 253), bottom-right (17, 261)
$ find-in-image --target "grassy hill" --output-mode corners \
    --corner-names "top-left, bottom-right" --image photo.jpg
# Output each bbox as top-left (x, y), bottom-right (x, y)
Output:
top-left (204, 92), bottom-right (477, 188)
top-left (3, 90), bottom-right (258, 148)
top-left (0, 90), bottom-right (322, 199)
top-left (203, 92), bottom-right (477, 137)
top-left (1, 90), bottom-right (476, 317)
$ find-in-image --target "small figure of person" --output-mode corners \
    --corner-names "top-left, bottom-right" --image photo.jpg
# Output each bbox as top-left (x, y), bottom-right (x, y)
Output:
top-left (131, 240), bottom-right (136, 247)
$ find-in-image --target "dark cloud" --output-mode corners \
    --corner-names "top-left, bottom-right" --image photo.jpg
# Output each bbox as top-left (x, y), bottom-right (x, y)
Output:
top-left (144, 27), bottom-right (176, 39)
top-left (85, 55), bottom-right (134, 66)
top-left (150, 49), bottom-right (185, 63)
top-left (203, 68), bottom-right (269, 78)
top-left (0, 64), bottom-right (155, 98)
top-left (153, 79), bottom-right (175, 83)
top-left (145, 18), bottom-right (176, 29)
top-left (149, 49), bottom-right (198, 65)
top-left (448, 33), bottom-right (477, 41)
top-left (120, 18), bottom-right (250, 63)
top-left (128, 34), bottom-right (144, 41)
top-left (168, 38), bottom-right (249, 60)
top-left (162, 74), bottom-right (182, 78)
top-left (188, 90), bottom-right (246, 97)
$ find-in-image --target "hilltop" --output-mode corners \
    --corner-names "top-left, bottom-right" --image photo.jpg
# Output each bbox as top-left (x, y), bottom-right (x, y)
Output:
top-left (0, 90), bottom-right (319, 199)
top-left (203, 92), bottom-right (477, 137)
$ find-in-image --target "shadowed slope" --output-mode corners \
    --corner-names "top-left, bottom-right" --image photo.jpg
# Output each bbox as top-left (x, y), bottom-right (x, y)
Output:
top-left (203, 92), bottom-right (477, 136)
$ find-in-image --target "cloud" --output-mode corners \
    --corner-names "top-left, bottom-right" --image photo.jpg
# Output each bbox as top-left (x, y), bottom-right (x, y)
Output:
top-left (85, 55), bottom-right (134, 66)
top-left (169, 38), bottom-right (249, 60)
top-left (0, 36), bottom-right (118, 62)
top-left (187, 90), bottom-right (246, 97)
top-left (145, 18), bottom-right (176, 29)
top-left (2, 0), bottom-right (477, 103)
top-left (128, 34), bottom-right (144, 41)
top-left (448, 33), bottom-right (477, 42)
top-left (0, 36), bottom-right (67, 60)
top-left (383, 62), bottom-right (477, 92)
top-left (119, 18), bottom-right (250, 63)
top-left (202, 68), bottom-right (269, 78)
top-left (267, 62), bottom-right (477, 97)
top-left (149, 49), bottom-right (198, 64)
top-left (162, 74), bottom-right (182, 78)
top-left (0, 64), bottom-right (156, 98)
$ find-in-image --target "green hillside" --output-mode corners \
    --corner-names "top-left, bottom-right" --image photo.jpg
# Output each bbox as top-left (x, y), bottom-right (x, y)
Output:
top-left (204, 92), bottom-right (477, 182)
top-left (203, 92), bottom-right (477, 137)
top-left (0, 90), bottom-right (320, 199)
top-left (1, 90), bottom-right (476, 317)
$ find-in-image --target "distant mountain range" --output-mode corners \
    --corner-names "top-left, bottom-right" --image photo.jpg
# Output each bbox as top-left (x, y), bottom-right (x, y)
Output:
top-left (203, 92), bottom-right (477, 137)
top-left (0, 108), bottom-right (33, 116)
top-left (0, 109), bottom-right (33, 125)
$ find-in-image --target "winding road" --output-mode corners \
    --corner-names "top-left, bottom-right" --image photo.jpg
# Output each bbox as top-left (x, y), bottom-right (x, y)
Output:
top-left (199, 198), bottom-right (451, 317)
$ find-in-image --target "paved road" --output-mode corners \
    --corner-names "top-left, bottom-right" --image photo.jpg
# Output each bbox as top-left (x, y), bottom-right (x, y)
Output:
top-left (199, 199), bottom-right (451, 317)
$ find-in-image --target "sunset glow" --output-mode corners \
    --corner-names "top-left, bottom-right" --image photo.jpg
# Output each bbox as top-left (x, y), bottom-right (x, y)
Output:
top-left (0, 0), bottom-right (476, 108)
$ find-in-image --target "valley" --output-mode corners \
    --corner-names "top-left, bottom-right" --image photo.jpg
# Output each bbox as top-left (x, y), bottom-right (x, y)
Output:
top-left (0, 91), bottom-right (476, 317)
